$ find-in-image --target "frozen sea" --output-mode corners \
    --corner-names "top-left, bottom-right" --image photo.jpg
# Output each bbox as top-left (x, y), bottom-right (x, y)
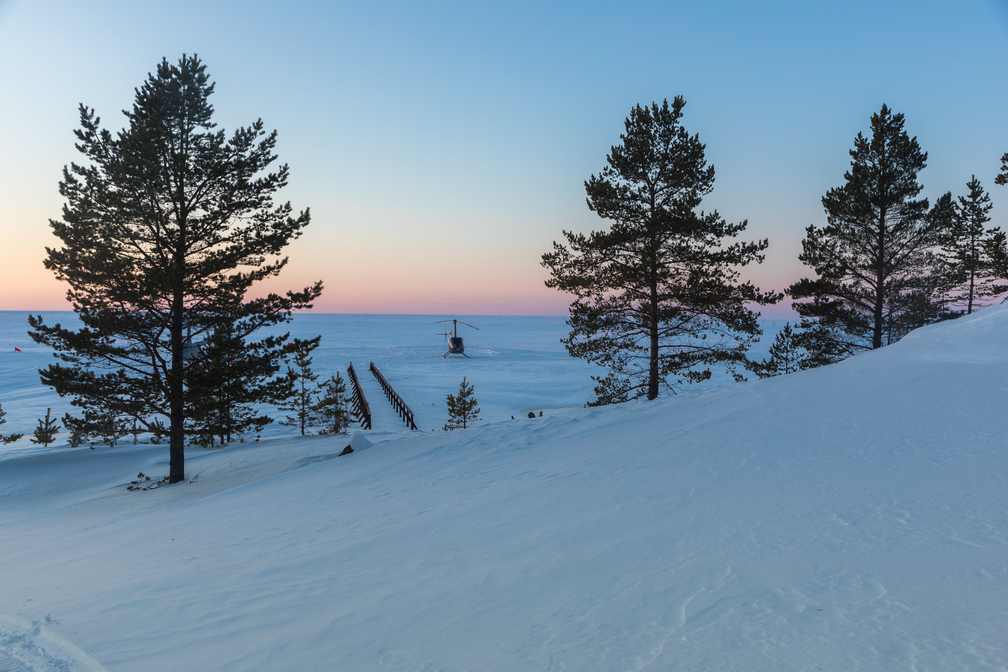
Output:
top-left (0, 311), bottom-right (789, 443)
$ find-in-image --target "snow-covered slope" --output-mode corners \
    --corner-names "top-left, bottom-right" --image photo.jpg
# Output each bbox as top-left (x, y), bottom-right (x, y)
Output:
top-left (2, 307), bottom-right (1007, 671)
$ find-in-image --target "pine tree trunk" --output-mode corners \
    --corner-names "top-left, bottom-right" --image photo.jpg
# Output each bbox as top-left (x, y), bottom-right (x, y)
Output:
top-left (653, 241), bottom-right (661, 398)
top-left (969, 273), bottom-right (974, 315)
top-left (169, 224), bottom-right (186, 483)
top-left (968, 236), bottom-right (976, 314)
top-left (873, 210), bottom-right (886, 349)
top-left (169, 289), bottom-right (185, 483)
top-left (648, 280), bottom-right (659, 400)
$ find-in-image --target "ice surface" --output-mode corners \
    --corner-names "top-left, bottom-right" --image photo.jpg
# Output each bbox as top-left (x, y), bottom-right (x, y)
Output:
top-left (1, 307), bottom-right (1003, 670)
top-left (0, 312), bottom-right (788, 444)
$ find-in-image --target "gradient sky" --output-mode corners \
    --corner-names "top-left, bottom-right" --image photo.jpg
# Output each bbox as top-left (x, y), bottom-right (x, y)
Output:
top-left (1, 1), bottom-right (1007, 316)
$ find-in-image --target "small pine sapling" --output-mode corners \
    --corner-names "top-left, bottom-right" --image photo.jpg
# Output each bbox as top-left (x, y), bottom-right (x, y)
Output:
top-left (62, 408), bottom-right (127, 448)
top-left (443, 377), bottom-right (481, 430)
top-left (63, 413), bottom-right (86, 448)
top-left (31, 408), bottom-right (60, 447)
top-left (186, 319), bottom-right (284, 447)
top-left (754, 323), bottom-right (808, 378)
top-left (93, 410), bottom-right (127, 447)
top-left (279, 336), bottom-right (322, 435)
top-left (316, 372), bottom-right (351, 435)
top-left (0, 404), bottom-right (24, 444)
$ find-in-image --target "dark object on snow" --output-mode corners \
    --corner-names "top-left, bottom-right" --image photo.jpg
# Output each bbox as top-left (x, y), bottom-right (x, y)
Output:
top-left (434, 319), bottom-right (479, 358)
top-left (339, 444), bottom-right (353, 456)
top-left (539, 411), bottom-right (543, 417)
top-left (528, 412), bottom-right (535, 419)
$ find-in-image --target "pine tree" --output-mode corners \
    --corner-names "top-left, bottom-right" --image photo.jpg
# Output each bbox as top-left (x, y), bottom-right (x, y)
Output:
top-left (98, 418), bottom-right (127, 447)
top-left (63, 413), bottom-right (85, 448)
top-left (542, 98), bottom-right (780, 404)
top-left (788, 105), bottom-right (954, 363)
top-left (316, 372), bottom-right (351, 435)
top-left (0, 404), bottom-right (24, 444)
top-left (186, 319), bottom-right (290, 447)
top-left (995, 152), bottom-right (1008, 187)
top-left (985, 229), bottom-right (1008, 282)
top-left (279, 336), bottom-right (321, 435)
top-left (988, 154), bottom-right (1008, 285)
top-left (30, 408), bottom-right (60, 447)
top-left (60, 409), bottom-right (125, 448)
top-left (27, 55), bottom-right (321, 483)
top-left (939, 177), bottom-right (1005, 314)
top-left (753, 323), bottom-right (808, 378)
top-left (443, 377), bottom-right (480, 430)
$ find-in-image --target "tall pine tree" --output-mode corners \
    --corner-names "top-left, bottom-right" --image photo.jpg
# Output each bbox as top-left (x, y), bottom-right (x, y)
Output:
top-left (542, 98), bottom-right (780, 404)
top-left (788, 105), bottom-right (953, 361)
top-left (28, 55), bottom-right (321, 483)
top-left (939, 177), bottom-right (1005, 314)
top-left (988, 153), bottom-right (1008, 285)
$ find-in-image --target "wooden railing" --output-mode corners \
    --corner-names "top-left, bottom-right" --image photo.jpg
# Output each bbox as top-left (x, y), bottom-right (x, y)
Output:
top-left (346, 362), bottom-right (371, 430)
top-left (369, 362), bottom-right (417, 430)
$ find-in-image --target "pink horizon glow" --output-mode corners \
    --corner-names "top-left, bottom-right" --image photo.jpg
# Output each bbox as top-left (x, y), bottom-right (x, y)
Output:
top-left (0, 286), bottom-right (801, 318)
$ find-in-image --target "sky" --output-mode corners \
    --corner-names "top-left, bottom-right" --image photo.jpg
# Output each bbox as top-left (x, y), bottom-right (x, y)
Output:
top-left (1, 1), bottom-right (1007, 316)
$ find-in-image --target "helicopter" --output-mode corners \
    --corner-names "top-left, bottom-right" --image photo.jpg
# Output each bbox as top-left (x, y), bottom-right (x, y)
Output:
top-left (434, 319), bottom-right (479, 358)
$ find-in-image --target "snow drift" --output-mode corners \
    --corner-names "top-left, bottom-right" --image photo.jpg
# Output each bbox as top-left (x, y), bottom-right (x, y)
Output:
top-left (2, 306), bottom-right (1007, 670)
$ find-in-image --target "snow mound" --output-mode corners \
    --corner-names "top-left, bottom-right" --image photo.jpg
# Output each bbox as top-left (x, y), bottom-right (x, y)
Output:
top-left (0, 613), bottom-right (105, 672)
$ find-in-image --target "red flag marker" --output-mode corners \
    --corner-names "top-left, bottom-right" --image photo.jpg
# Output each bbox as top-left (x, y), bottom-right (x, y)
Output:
top-left (14, 347), bottom-right (21, 352)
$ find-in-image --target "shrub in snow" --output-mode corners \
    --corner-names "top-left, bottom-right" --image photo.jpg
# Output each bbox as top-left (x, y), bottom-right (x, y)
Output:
top-left (127, 472), bottom-right (169, 491)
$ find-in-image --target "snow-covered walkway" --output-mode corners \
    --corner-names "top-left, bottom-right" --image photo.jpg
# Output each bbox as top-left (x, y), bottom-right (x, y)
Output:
top-left (353, 363), bottom-right (420, 432)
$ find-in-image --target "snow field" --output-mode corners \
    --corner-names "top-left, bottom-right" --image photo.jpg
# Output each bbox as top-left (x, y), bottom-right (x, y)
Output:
top-left (1, 307), bottom-right (1006, 669)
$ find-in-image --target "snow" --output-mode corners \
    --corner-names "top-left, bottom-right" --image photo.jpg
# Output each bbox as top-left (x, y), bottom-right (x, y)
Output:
top-left (1, 307), bottom-right (1006, 670)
